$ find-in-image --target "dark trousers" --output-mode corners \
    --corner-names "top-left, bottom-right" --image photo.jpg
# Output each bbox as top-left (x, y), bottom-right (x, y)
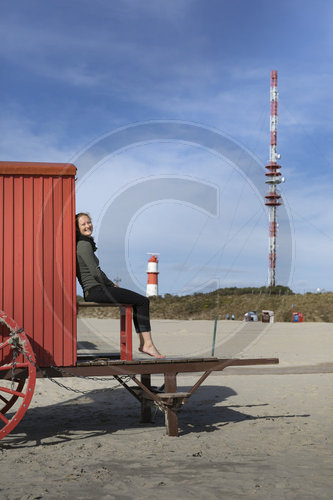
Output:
top-left (86, 285), bottom-right (151, 333)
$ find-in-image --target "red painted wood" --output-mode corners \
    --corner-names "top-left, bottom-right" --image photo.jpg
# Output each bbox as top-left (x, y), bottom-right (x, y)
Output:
top-left (3, 177), bottom-right (14, 317)
top-left (0, 164), bottom-right (77, 367)
top-left (23, 176), bottom-right (34, 361)
top-left (43, 177), bottom-right (54, 364)
top-left (0, 161), bottom-right (76, 176)
top-left (13, 176), bottom-right (24, 329)
top-left (13, 177), bottom-right (24, 364)
top-left (126, 306), bottom-right (133, 361)
top-left (0, 177), bottom-right (4, 352)
top-left (1, 177), bottom-right (14, 363)
top-left (33, 177), bottom-right (45, 363)
top-left (53, 177), bottom-right (64, 365)
top-left (120, 308), bottom-right (126, 360)
top-left (120, 306), bottom-right (133, 361)
top-left (0, 311), bottom-right (37, 441)
top-left (62, 177), bottom-right (76, 366)
top-left (0, 177), bottom-right (3, 314)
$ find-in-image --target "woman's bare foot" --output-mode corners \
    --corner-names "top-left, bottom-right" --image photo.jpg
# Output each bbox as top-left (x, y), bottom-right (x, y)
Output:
top-left (138, 346), bottom-right (165, 359)
top-left (137, 331), bottom-right (165, 359)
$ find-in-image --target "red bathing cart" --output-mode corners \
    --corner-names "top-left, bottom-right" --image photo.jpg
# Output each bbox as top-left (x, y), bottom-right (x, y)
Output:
top-left (0, 162), bottom-right (278, 439)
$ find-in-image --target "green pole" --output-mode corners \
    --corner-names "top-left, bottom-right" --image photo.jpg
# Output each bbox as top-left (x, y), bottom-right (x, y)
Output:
top-left (211, 315), bottom-right (218, 356)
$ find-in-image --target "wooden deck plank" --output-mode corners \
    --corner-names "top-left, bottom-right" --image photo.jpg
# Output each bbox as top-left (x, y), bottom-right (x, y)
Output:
top-left (36, 357), bottom-right (279, 378)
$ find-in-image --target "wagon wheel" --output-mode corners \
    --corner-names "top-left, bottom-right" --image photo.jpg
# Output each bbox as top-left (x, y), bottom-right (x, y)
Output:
top-left (0, 377), bottom-right (25, 414)
top-left (0, 311), bottom-right (36, 440)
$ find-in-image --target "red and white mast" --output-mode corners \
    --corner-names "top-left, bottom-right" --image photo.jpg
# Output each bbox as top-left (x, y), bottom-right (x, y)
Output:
top-left (146, 254), bottom-right (159, 297)
top-left (265, 70), bottom-right (282, 287)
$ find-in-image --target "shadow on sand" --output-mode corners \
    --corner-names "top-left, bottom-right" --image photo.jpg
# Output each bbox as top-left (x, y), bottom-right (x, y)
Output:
top-left (1, 384), bottom-right (310, 448)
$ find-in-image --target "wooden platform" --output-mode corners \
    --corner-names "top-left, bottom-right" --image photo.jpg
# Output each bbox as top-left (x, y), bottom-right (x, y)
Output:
top-left (38, 356), bottom-right (279, 436)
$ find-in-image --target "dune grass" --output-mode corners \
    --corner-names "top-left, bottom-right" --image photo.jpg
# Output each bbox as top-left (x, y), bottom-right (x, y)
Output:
top-left (77, 287), bottom-right (333, 322)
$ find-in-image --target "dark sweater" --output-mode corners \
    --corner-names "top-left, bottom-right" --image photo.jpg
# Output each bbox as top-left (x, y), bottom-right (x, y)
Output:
top-left (76, 239), bottom-right (114, 294)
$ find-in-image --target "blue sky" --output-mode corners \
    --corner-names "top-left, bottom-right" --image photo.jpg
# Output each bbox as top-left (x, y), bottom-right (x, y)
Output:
top-left (1, 0), bottom-right (333, 295)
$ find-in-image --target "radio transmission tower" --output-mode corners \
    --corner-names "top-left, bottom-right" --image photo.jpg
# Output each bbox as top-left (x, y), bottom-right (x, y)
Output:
top-left (265, 70), bottom-right (283, 287)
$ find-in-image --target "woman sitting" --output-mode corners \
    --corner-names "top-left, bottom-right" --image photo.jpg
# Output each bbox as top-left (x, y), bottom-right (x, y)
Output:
top-left (76, 212), bottom-right (164, 359)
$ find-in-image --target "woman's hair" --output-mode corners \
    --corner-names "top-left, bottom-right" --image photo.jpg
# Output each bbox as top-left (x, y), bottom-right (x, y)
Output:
top-left (75, 212), bottom-right (91, 240)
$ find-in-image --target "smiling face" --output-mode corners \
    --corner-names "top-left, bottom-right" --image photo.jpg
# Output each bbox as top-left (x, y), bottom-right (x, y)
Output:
top-left (77, 214), bottom-right (93, 237)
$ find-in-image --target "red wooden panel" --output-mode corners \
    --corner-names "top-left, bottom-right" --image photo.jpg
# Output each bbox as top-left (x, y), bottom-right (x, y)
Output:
top-left (0, 164), bottom-right (77, 367)
top-left (23, 176), bottom-right (34, 350)
top-left (43, 177), bottom-right (54, 364)
top-left (13, 176), bottom-right (24, 327)
top-left (62, 177), bottom-right (76, 366)
top-left (33, 177), bottom-right (45, 362)
top-left (53, 177), bottom-right (64, 365)
top-left (0, 176), bottom-right (4, 356)
top-left (70, 176), bottom-right (77, 365)
top-left (3, 177), bottom-right (14, 317)
top-left (12, 177), bottom-right (25, 364)
top-left (0, 176), bottom-right (3, 311)
top-left (1, 177), bottom-right (14, 362)
top-left (0, 162), bottom-right (76, 176)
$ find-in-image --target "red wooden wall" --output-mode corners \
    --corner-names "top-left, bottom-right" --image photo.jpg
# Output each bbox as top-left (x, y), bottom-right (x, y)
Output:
top-left (0, 162), bottom-right (77, 367)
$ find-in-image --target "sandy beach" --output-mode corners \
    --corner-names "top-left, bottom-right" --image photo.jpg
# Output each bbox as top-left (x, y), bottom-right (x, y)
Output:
top-left (1, 320), bottom-right (333, 499)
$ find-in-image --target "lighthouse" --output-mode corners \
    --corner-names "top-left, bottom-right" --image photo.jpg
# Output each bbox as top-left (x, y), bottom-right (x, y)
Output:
top-left (146, 254), bottom-right (159, 297)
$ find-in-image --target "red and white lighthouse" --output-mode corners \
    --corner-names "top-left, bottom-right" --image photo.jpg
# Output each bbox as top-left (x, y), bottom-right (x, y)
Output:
top-left (146, 254), bottom-right (159, 297)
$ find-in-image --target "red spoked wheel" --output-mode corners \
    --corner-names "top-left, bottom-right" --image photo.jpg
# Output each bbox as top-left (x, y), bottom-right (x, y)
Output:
top-left (0, 310), bottom-right (36, 440)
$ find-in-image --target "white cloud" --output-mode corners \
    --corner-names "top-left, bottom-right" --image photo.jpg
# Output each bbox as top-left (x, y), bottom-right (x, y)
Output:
top-left (0, 106), bottom-right (73, 161)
